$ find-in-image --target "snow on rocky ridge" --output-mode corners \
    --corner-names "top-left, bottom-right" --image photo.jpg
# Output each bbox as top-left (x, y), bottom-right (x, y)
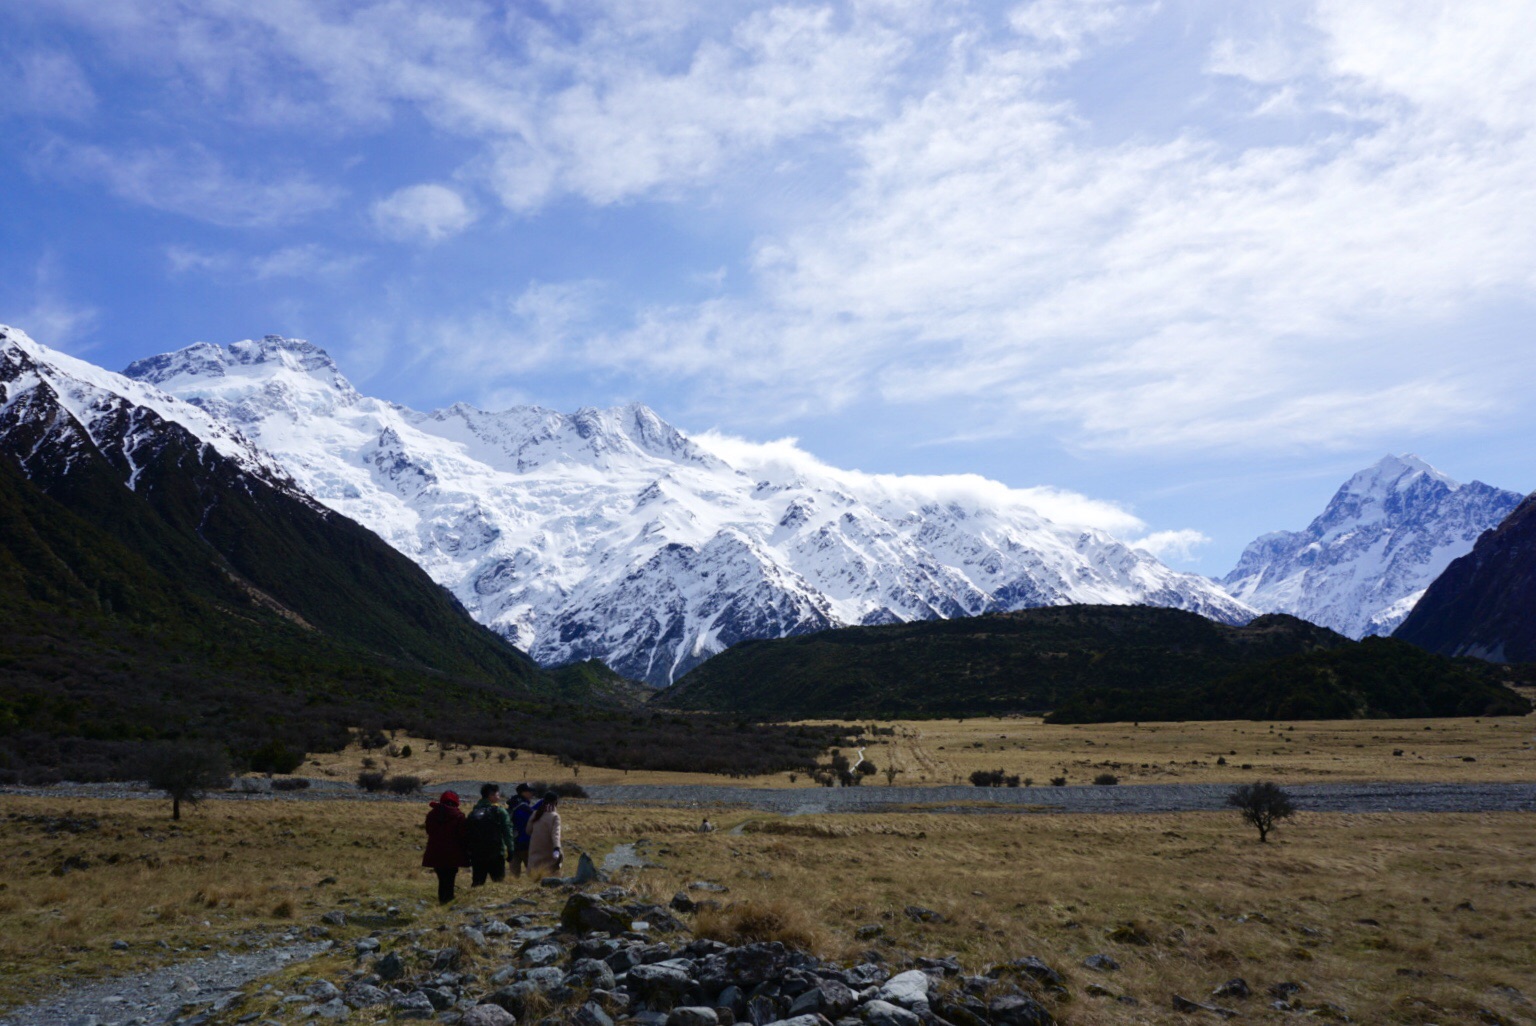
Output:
top-left (1221, 454), bottom-right (1523, 639)
top-left (121, 334), bottom-right (1254, 686)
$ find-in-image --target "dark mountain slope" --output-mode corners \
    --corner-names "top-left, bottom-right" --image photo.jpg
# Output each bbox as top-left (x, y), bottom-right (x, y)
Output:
top-left (659, 605), bottom-right (1529, 721)
top-left (659, 606), bottom-right (1347, 717)
top-left (1395, 494), bottom-right (1536, 663)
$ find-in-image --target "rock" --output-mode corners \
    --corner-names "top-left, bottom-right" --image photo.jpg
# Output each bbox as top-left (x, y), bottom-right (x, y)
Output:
top-left (1170, 996), bottom-right (1237, 1018)
top-left (376, 952), bottom-right (405, 982)
top-left (422, 990), bottom-right (457, 1011)
top-left (844, 965), bottom-right (889, 988)
top-left (1269, 982), bottom-right (1304, 1000)
top-left (762, 1017), bottom-right (828, 1026)
top-left (433, 948), bottom-right (463, 971)
top-left (916, 957), bottom-right (961, 977)
top-left (671, 893), bottom-right (696, 914)
top-left (539, 877), bottom-right (571, 888)
top-left (903, 906), bottom-right (944, 924)
top-left (1081, 954), bottom-right (1119, 972)
top-left (486, 984), bottom-right (543, 1018)
top-left (876, 971), bottom-right (929, 1010)
top-left (574, 852), bottom-right (608, 885)
top-left (860, 1001), bottom-right (920, 1026)
top-left (561, 893), bottom-right (630, 935)
top-left (308, 999), bottom-right (349, 1020)
top-left (395, 992), bottom-right (437, 1019)
top-left (717, 986), bottom-right (747, 1015)
top-left (627, 962), bottom-right (694, 1002)
top-left (1107, 923), bottom-right (1152, 946)
top-left (606, 946), bottom-right (643, 973)
top-left (987, 994), bottom-right (1054, 1026)
top-left (789, 982), bottom-right (857, 1020)
top-left (726, 943), bottom-right (794, 986)
top-left (462, 1005), bottom-right (516, 1026)
top-left (566, 958), bottom-right (617, 991)
top-left (989, 958), bottom-right (1063, 990)
top-left (483, 920), bottom-right (513, 937)
top-left (854, 925), bottom-right (883, 940)
top-left (111, 940), bottom-right (130, 950)
top-left (462, 927), bottom-right (489, 948)
top-left (524, 966), bottom-right (565, 990)
top-left (1211, 979), bottom-right (1250, 1000)
top-left (354, 938), bottom-right (381, 955)
top-left (306, 982), bottom-right (343, 1000)
top-left (1084, 984), bottom-right (1115, 999)
top-left (523, 944), bottom-right (562, 967)
top-left (321, 911), bottom-right (347, 926)
top-left (667, 1008), bottom-right (719, 1026)
top-left (689, 881), bottom-right (728, 893)
top-left (573, 1003), bottom-right (614, 1026)
top-left (343, 984), bottom-right (390, 1009)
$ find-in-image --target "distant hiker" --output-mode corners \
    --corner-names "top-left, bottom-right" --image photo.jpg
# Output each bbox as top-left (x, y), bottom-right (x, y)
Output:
top-left (421, 790), bottom-right (469, 904)
top-left (508, 782), bottom-right (537, 877)
top-left (699, 817), bottom-right (715, 833)
top-left (466, 783), bottom-right (516, 887)
top-left (527, 791), bottom-right (563, 875)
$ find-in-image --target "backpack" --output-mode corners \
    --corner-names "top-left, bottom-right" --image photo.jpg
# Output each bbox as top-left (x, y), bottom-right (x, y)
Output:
top-left (466, 804), bottom-right (501, 854)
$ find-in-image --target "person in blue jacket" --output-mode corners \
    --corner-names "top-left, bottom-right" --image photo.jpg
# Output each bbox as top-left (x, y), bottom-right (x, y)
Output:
top-left (507, 782), bottom-right (538, 877)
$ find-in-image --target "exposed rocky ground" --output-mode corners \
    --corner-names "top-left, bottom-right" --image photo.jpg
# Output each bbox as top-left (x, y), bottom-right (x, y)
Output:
top-left (0, 861), bottom-right (1355, 1026)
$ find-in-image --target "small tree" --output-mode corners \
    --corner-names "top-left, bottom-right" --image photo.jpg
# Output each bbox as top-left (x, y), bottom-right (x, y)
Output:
top-left (884, 765), bottom-right (901, 785)
top-left (140, 743), bottom-right (231, 820)
top-left (1227, 781), bottom-right (1296, 842)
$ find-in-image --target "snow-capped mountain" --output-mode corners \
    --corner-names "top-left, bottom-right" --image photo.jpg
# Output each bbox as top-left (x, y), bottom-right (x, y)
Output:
top-left (122, 334), bottom-right (1253, 686)
top-left (1221, 454), bottom-right (1523, 638)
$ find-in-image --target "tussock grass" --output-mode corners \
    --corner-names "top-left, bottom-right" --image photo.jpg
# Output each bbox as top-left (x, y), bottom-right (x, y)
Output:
top-left (3, 797), bottom-right (1534, 1025)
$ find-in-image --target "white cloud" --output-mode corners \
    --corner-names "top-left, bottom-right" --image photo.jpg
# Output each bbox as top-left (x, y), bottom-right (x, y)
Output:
top-left (0, 49), bottom-right (97, 119)
top-left (167, 244), bottom-right (363, 279)
top-left (691, 429), bottom-right (1149, 534)
top-left (2, 257), bottom-right (99, 350)
top-left (47, 143), bottom-right (339, 227)
top-left (1131, 529), bottom-right (1211, 563)
top-left (371, 184), bottom-right (475, 242)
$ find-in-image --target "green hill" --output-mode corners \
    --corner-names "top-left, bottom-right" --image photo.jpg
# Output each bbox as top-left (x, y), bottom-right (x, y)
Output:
top-left (657, 605), bottom-right (1532, 721)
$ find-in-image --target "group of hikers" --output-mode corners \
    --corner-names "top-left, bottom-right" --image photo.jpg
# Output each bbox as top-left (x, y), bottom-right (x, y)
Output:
top-left (421, 782), bottom-right (562, 903)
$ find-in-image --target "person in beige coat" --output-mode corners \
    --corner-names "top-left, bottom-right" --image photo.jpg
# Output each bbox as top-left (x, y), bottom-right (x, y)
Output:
top-left (526, 791), bottom-right (562, 875)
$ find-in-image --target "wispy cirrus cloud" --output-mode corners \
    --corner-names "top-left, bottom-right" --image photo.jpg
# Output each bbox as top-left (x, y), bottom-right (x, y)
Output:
top-left (45, 142), bottom-right (340, 227)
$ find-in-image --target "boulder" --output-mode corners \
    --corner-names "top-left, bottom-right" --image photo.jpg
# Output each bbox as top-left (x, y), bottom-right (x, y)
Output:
top-left (562, 893), bottom-right (630, 935)
top-left (573, 1002), bottom-right (614, 1026)
top-left (860, 1001), bottom-right (920, 1026)
top-left (627, 962), bottom-right (694, 1002)
top-left (667, 1008), bottom-right (719, 1026)
top-left (523, 944), bottom-right (562, 967)
top-left (876, 971), bottom-right (929, 1010)
top-left (988, 958), bottom-right (1063, 990)
top-left (671, 893), bottom-right (696, 914)
top-left (393, 992), bottom-right (437, 1019)
top-left (462, 1005), bottom-right (517, 1026)
top-left (321, 911), bottom-right (347, 927)
top-left (343, 984), bottom-right (389, 1010)
top-left (987, 994), bottom-right (1054, 1026)
top-left (1081, 955), bottom-right (1119, 973)
top-left (421, 989), bottom-right (456, 1011)
top-left (375, 952), bottom-right (404, 982)
top-left (788, 982), bottom-right (857, 1020)
top-left (306, 999), bottom-right (349, 1020)
top-left (566, 958), bottom-right (618, 991)
top-left (763, 1017), bottom-right (829, 1026)
top-left (306, 982), bottom-right (342, 1001)
top-left (726, 943), bottom-right (793, 986)
top-left (1171, 996), bottom-right (1237, 1019)
top-left (1211, 979), bottom-right (1250, 1000)
top-left (574, 852), bottom-right (608, 885)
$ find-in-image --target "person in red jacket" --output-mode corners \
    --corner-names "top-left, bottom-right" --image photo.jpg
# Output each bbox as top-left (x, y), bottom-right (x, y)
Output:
top-left (421, 790), bottom-right (469, 904)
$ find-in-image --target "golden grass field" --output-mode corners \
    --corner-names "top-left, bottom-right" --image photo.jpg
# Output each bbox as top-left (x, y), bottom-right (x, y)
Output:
top-left (3, 794), bottom-right (1534, 1025)
top-left (303, 709), bottom-right (1536, 789)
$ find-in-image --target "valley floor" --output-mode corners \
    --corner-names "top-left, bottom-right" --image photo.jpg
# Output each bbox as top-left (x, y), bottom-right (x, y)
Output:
top-left (3, 797), bottom-right (1535, 1025)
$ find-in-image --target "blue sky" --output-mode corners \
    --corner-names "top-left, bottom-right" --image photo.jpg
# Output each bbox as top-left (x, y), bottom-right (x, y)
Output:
top-left (3, 0), bottom-right (1534, 572)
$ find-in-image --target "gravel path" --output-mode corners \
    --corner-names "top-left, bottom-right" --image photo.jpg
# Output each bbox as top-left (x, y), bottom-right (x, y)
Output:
top-left (0, 943), bottom-right (331, 1026)
top-left (5, 780), bottom-right (1535, 815)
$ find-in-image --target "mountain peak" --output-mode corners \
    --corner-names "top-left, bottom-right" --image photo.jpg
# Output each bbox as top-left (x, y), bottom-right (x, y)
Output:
top-left (1341, 453), bottom-right (1456, 497)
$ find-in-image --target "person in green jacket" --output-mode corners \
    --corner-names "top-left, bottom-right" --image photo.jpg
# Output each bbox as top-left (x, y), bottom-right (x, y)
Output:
top-left (465, 782), bottom-right (516, 886)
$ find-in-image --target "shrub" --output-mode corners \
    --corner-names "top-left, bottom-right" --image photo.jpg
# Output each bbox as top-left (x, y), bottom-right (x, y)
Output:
top-left (139, 742), bottom-right (231, 820)
top-left (271, 777), bottom-right (310, 791)
top-left (247, 740), bottom-right (304, 775)
top-left (1093, 773), bottom-right (1120, 786)
top-left (357, 730), bottom-right (388, 750)
top-left (1004, 774), bottom-right (1021, 787)
top-left (969, 768), bottom-right (1007, 787)
top-left (399, 744), bottom-right (413, 758)
top-left (1226, 780), bottom-right (1296, 842)
top-left (356, 770), bottom-right (386, 792)
top-left (524, 780), bottom-right (588, 799)
top-left (386, 774), bottom-right (423, 795)
top-left (1050, 776), bottom-right (1067, 787)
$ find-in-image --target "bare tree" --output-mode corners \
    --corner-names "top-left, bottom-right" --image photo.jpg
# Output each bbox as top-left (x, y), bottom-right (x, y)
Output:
top-left (884, 765), bottom-right (901, 785)
top-left (1226, 781), bottom-right (1297, 842)
top-left (140, 743), bottom-right (231, 820)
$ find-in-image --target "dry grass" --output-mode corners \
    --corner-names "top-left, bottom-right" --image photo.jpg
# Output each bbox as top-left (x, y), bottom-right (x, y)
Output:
top-left (297, 711), bottom-right (1536, 792)
top-left (829, 713), bottom-right (1536, 787)
top-left (5, 795), bottom-right (1534, 1025)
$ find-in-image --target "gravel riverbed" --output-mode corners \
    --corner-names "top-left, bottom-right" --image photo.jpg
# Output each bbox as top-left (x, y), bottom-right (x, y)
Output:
top-left (5, 780), bottom-right (1535, 814)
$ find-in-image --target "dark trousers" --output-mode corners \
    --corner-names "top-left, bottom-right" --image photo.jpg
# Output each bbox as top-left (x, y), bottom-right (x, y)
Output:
top-left (509, 845), bottom-right (530, 878)
top-left (471, 854), bottom-right (506, 887)
top-left (434, 867), bottom-right (458, 904)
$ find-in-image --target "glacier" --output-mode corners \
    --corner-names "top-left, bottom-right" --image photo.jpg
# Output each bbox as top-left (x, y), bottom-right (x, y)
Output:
top-left (117, 333), bottom-right (1255, 686)
top-left (1221, 454), bottom-right (1523, 639)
